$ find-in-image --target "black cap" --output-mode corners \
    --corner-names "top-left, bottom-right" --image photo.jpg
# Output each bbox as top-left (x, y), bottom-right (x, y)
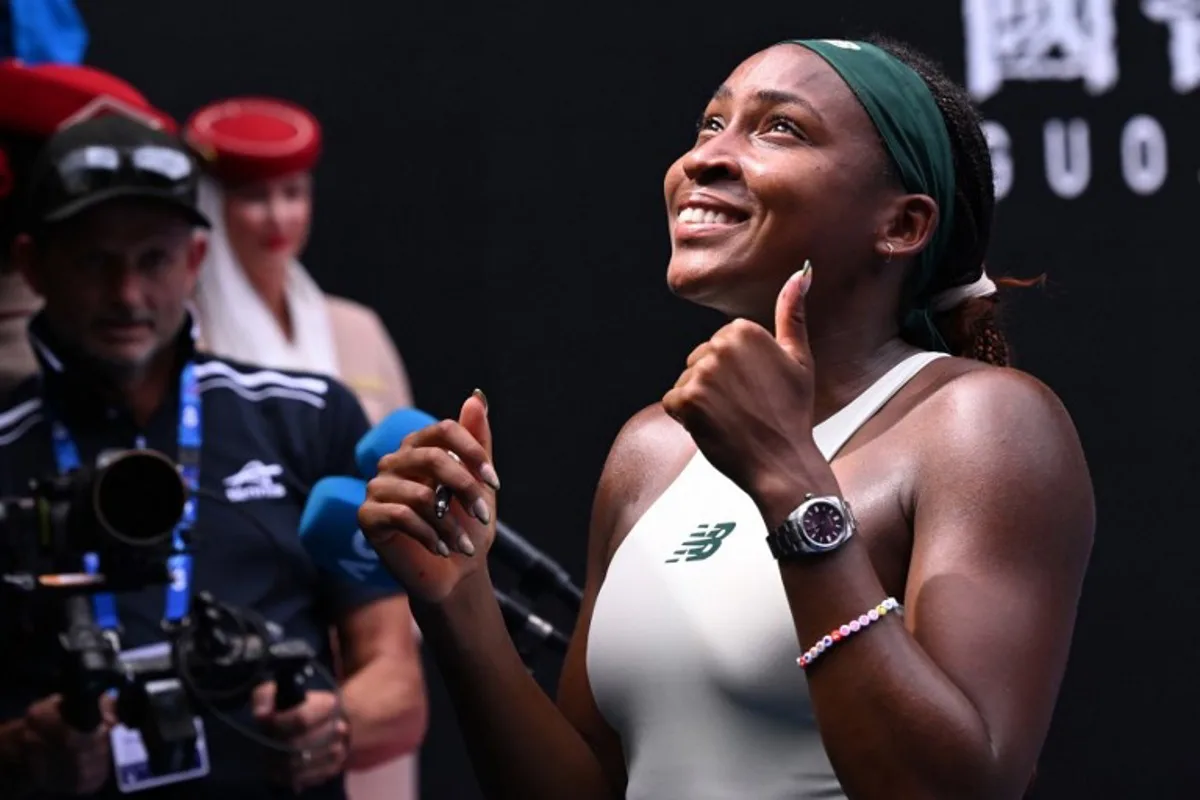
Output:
top-left (25, 114), bottom-right (210, 229)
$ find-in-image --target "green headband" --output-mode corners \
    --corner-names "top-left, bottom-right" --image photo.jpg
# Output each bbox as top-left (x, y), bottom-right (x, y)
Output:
top-left (787, 39), bottom-right (957, 348)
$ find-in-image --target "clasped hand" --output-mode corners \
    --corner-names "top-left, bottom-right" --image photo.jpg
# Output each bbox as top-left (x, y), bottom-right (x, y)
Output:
top-left (358, 391), bottom-right (499, 604)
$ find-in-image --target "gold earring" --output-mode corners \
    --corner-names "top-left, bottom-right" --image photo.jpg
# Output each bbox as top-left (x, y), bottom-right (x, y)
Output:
top-left (885, 243), bottom-right (895, 263)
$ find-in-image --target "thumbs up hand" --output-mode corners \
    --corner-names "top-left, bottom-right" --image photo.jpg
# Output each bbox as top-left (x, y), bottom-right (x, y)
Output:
top-left (662, 261), bottom-right (840, 526)
top-left (772, 259), bottom-right (814, 363)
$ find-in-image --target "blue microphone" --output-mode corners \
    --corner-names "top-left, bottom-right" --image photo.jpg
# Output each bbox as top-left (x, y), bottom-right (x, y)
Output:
top-left (297, 475), bottom-right (569, 653)
top-left (354, 407), bottom-right (438, 478)
top-left (298, 476), bottom-right (396, 589)
top-left (352, 407), bottom-right (584, 611)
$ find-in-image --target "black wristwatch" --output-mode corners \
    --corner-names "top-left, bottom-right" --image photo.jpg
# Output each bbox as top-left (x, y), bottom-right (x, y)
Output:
top-left (765, 493), bottom-right (857, 560)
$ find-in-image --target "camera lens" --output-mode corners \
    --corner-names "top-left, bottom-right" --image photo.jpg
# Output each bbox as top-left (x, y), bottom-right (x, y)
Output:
top-left (93, 450), bottom-right (186, 546)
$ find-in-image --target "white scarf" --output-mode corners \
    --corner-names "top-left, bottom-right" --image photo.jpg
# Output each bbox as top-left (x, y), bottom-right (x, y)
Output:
top-left (192, 178), bottom-right (340, 376)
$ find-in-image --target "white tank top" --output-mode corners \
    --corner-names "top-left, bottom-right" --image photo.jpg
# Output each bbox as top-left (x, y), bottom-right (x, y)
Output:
top-left (587, 351), bottom-right (947, 800)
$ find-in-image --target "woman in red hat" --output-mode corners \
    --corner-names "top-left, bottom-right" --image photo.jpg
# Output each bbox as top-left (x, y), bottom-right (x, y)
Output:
top-left (0, 60), bottom-right (174, 394)
top-left (185, 97), bottom-right (413, 425)
top-left (184, 96), bottom-right (421, 800)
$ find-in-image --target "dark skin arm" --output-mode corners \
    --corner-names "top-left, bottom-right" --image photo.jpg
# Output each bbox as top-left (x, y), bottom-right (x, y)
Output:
top-left (758, 368), bottom-right (1094, 799)
top-left (366, 396), bottom-right (686, 800)
top-left (414, 571), bottom-right (618, 800)
top-left (665, 272), bottom-right (1095, 800)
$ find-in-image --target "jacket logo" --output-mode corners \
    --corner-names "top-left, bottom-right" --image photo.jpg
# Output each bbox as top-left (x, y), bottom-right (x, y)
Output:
top-left (223, 460), bottom-right (287, 503)
top-left (666, 522), bottom-right (736, 563)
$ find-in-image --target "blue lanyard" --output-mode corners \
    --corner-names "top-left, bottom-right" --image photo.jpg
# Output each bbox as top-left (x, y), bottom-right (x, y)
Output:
top-left (49, 363), bottom-right (200, 632)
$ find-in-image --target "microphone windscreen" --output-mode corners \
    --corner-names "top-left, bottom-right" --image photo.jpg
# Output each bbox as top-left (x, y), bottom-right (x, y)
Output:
top-left (354, 407), bottom-right (439, 478)
top-left (299, 476), bottom-right (399, 590)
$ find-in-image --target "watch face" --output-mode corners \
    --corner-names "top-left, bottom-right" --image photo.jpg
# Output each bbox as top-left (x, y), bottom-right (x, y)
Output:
top-left (801, 501), bottom-right (846, 548)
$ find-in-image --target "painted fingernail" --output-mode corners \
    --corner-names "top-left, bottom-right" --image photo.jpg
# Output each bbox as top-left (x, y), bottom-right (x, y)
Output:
top-left (479, 462), bottom-right (501, 491)
top-left (471, 497), bottom-right (492, 525)
top-left (457, 532), bottom-right (476, 556)
top-left (799, 259), bottom-right (813, 295)
top-left (472, 388), bottom-right (489, 415)
top-left (435, 540), bottom-right (451, 558)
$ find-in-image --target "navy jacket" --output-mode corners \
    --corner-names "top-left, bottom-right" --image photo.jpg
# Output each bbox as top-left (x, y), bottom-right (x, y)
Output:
top-left (0, 314), bottom-right (397, 798)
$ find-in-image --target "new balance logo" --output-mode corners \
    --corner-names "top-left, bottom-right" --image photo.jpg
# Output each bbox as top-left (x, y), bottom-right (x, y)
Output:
top-left (223, 460), bottom-right (287, 502)
top-left (665, 522), bottom-right (737, 563)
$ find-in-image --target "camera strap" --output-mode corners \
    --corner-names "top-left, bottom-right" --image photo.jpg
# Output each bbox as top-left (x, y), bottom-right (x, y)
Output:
top-left (48, 362), bottom-right (201, 634)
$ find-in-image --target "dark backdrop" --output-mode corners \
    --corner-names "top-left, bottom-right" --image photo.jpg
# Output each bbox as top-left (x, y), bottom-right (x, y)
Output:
top-left (76, 0), bottom-right (1195, 797)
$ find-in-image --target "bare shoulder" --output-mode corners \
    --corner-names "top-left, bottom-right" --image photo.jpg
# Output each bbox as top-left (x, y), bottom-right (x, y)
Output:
top-left (590, 403), bottom-right (695, 570)
top-left (912, 360), bottom-right (1095, 549)
top-left (600, 403), bottom-right (694, 500)
top-left (919, 360), bottom-right (1084, 455)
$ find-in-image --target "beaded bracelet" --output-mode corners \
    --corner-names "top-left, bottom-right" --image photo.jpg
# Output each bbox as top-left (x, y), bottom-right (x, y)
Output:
top-left (797, 597), bottom-right (902, 670)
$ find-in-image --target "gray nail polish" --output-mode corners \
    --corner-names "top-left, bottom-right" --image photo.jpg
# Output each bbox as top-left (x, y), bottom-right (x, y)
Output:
top-left (471, 497), bottom-right (491, 525)
top-left (479, 463), bottom-right (501, 491)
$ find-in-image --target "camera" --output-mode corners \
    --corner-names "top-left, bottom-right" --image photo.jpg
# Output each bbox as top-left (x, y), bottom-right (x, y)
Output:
top-left (0, 449), bottom-right (317, 776)
top-left (0, 448), bottom-right (186, 592)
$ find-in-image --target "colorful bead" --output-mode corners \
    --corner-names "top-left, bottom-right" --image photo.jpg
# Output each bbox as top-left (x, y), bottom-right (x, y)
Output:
top-left (795, 596), bottom-right (903, 671)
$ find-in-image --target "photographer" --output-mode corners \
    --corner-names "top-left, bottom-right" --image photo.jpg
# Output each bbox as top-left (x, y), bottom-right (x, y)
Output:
top-left (0, 115), bottom-right (426, 797)
top-left (0, 59), bottom-right (176, 395)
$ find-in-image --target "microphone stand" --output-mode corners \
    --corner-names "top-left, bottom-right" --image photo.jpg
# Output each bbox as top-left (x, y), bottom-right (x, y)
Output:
top-left (494, 589), bottom-right (568, 673)
top-left (496, 521), bottom-right (584, 613)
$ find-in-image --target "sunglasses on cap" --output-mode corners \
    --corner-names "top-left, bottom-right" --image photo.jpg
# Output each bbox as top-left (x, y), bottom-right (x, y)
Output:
top-left (30, 139), bottom-right (209, 228)
top-left (57, 143), bottom-right (193, 191)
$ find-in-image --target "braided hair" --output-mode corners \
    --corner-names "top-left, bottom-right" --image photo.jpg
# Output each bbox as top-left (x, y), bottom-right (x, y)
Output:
top-left (867, 36), bottom-right (1017, 367)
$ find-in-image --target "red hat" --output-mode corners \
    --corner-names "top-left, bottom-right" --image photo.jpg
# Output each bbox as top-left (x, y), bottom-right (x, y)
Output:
top-left (184, 97), bottom-right (321, 186)
top-left (0, 59), bottom-right (176, 137)
top-left (0, 60), bottom-right (174, 203)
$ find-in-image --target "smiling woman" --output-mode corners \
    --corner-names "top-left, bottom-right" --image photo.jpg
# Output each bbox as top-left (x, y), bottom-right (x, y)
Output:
top-left (358, 35), bottom-right (1094, 800)
top-left (665, 38), bottom-right (1000, 360)
top-left (185, 97), bottom-right (414, 425)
